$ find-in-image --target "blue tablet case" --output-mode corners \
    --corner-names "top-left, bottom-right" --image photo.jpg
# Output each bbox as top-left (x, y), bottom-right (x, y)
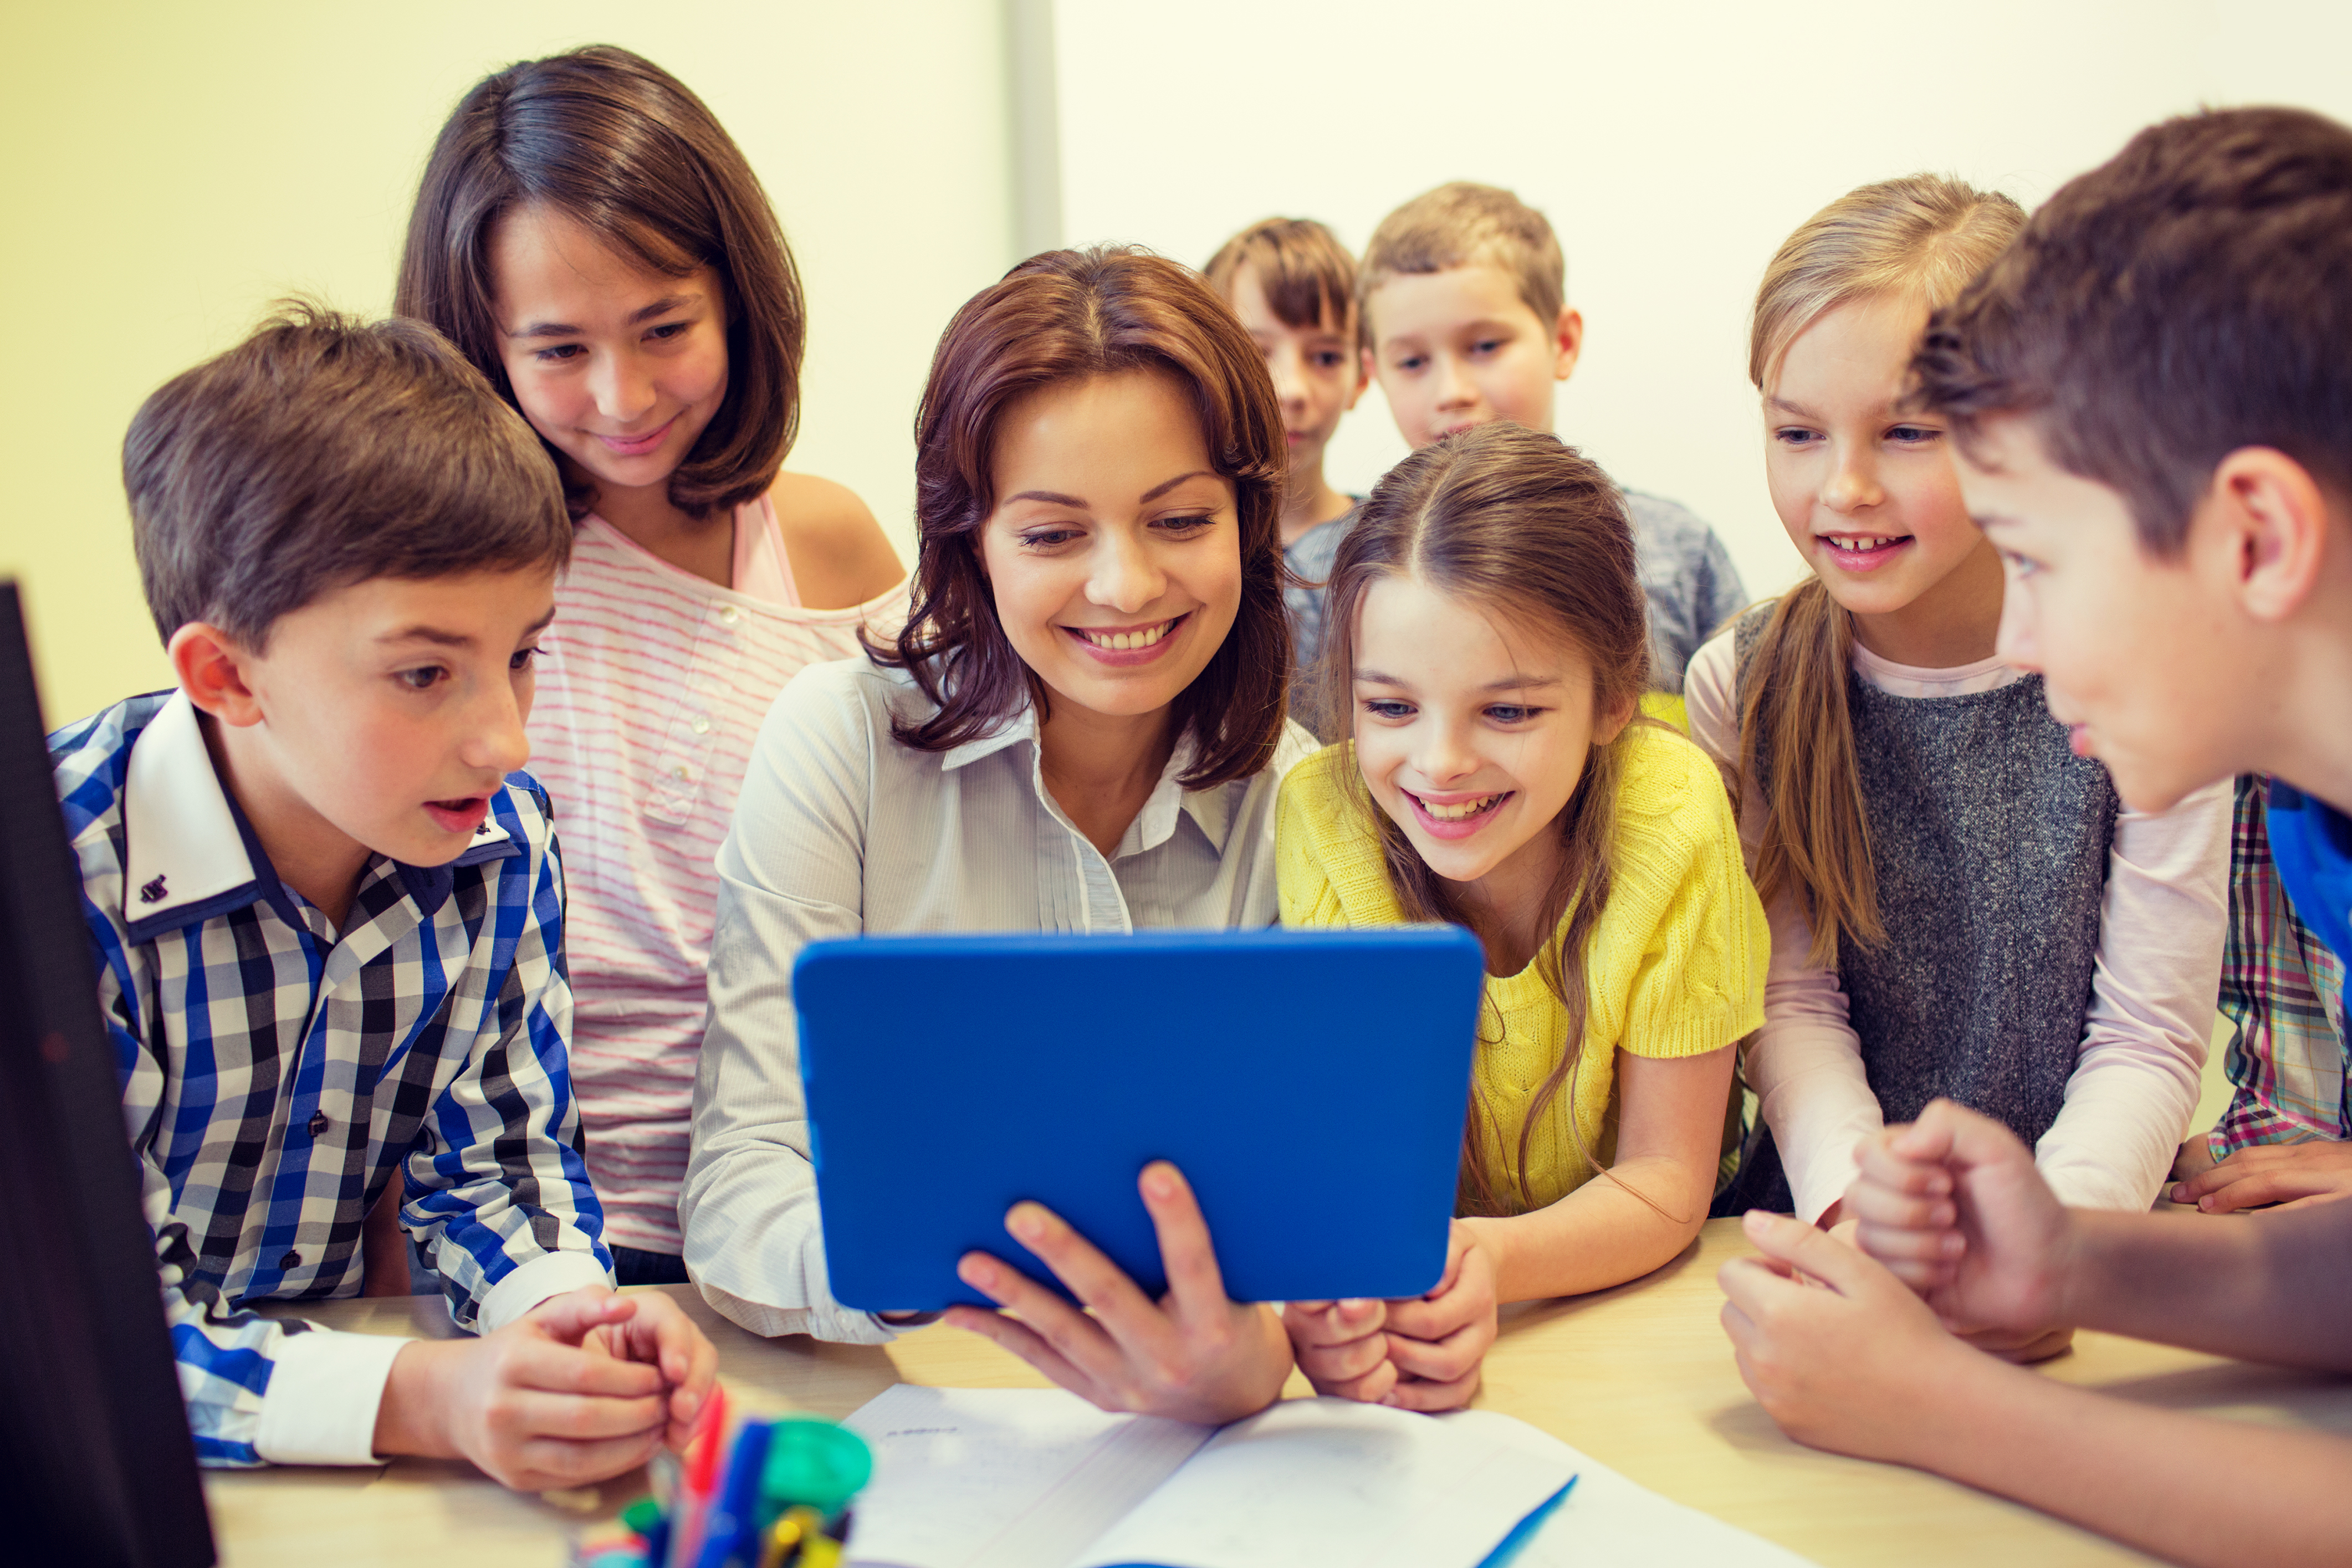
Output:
top-left (795, 927), bottom-right (1486, 1311)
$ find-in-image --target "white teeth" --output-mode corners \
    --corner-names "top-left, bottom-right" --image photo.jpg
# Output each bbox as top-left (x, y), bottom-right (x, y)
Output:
top-left (1420, 793), bottom-right (1502, 821)
top-left (1831, 536), bottom-right (1900, 552)
top-left (1080, 620), bottom-right (1170, 650)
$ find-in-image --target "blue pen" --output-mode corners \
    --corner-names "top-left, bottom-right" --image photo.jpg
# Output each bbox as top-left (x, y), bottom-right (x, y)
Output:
top-left (692, 1417), bottom-right (776, 1568)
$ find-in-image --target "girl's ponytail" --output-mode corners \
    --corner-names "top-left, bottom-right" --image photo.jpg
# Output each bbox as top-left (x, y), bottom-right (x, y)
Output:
top-left (1738, 578), bottom-right (1879, 967)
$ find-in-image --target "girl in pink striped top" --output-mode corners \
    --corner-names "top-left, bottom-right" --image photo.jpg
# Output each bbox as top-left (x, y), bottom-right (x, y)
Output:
top-left (396, 45), bottom-right (907, 1283)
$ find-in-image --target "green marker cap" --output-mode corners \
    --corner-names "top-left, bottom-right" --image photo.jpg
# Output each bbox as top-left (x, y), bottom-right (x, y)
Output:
top-left (758, 1417), bottom-right (873, 1519)
top-left (619, 1496), bottom-right (663, 1536)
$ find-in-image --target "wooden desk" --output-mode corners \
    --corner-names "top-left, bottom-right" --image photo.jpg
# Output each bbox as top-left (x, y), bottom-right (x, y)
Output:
top-left (204, 1217), bottom-right (2352, 1568)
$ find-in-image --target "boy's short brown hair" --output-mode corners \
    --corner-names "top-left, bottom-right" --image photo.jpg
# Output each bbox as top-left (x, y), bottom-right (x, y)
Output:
top-left (1914, 106), bottom-right (2352, 555)
top-left (1203, 217), bottom-right (1358, 333)
top-left (124, 301), bottom-right (570, 648)
top-left (1358, 182), bottom-right (1565, 346)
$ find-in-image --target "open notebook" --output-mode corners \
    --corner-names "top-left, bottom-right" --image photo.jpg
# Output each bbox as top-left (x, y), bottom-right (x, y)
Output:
top-left (839, 1387), bottom-right (1814, 1568)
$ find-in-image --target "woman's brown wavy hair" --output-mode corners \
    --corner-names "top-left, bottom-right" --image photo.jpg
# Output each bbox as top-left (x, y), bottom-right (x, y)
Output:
top-left (394, 44), bottom-right (803, 521)
top-left (1742, 175), bottom-right (2023, 967)
top-left (870, 245), bottom-right (1291, 790)
top-left (1318, 423), bottom-right (1650, 1215)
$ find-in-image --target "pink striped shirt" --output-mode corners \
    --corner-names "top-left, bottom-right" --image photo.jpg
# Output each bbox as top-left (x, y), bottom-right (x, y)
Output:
top-left (529, 494), bottom-right (908, 1252)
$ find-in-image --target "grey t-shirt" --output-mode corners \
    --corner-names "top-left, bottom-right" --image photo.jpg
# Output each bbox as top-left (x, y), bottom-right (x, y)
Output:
top-left (1280, 488), bottom-right (1745, 699)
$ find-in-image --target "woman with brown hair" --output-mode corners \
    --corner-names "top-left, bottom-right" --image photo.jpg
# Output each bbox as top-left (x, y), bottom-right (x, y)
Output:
top-left (681, 247), bottom-right (1315, 1423)
top-left (394, 45), bottom-right (906, 1289)
top-left (1275, 423), bottom-right (1767, 1410)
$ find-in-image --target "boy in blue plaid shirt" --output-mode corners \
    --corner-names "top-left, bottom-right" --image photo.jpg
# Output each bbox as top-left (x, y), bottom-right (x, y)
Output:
top-left (52, 305), bottom-right (713, 1487)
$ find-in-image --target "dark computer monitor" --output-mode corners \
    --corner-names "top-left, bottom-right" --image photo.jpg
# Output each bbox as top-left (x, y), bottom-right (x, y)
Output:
top-left (0, 581), bottom-right (216, 1566)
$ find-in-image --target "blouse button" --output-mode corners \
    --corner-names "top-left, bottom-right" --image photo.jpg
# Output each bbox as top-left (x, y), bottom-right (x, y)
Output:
top-left (718, 605), bottom-right (741, 627)
top-left (691, 714), bottom-right (712, 735)
top-left (672, 765), bottom-right (693, 782)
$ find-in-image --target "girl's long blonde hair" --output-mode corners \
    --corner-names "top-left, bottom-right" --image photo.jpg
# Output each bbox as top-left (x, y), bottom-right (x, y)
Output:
top-left (1742, 176), bottom-right (2024, 967)
top-left (1318, 423), bottom-right (1650, 1216)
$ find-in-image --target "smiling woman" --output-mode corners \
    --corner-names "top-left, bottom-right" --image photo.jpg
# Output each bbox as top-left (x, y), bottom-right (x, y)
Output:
top-left (681, 246), bottom-right (1317, 1424)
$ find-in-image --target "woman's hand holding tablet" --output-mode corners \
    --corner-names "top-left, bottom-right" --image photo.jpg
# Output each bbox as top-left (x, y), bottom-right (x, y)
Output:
top-left (944, 1161), bottom-right (1294, 1425)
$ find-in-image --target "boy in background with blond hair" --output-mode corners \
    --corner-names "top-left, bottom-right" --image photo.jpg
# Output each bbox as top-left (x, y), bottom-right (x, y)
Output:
top-left (1355, 182), bottom-right (1745, 696)
top-left (1204, 217), bottom-right (1368, 687)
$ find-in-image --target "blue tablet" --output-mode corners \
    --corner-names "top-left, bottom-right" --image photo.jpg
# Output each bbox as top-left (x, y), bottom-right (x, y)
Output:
top-left (795, 927), bottom-right (1486, 1311)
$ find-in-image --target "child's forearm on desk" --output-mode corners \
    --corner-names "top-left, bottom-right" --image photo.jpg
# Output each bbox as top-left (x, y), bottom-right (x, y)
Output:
top-left (1468, 1154), bottom-right (1711, 1303)
top-left (1898, 1351), bottom-right (2352, 1568)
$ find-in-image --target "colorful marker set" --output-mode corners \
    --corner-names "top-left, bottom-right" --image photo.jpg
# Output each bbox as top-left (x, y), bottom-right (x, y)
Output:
top-left (571, 1388), bottom-right (874, 1568)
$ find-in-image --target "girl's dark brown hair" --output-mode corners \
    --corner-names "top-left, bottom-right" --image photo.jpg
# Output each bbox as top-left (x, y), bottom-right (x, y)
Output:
top-left (393, 44), bottom-right (802, 520)
top-left (870, 245), bottom-right (1291, 789)
top-left (1741, 175), bottom-right (2023, 966)
top-left (1320, 422), bottom-right (1650, 1216)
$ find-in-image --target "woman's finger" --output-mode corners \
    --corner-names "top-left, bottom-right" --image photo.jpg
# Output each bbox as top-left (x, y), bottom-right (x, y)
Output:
top-left (943, 1301), bottom-right (1110, 1406)
top-left (1137, 1162), bottom-right (1235, 1321)
top-left (956, 1248), bottom-right (1133, 1392)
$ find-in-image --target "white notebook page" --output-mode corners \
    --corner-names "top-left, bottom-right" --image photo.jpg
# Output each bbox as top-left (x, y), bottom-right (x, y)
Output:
top-left (842, 1386), bottom-right (1213, 1568)
top-left (1072, 1401), bottom-right (1572, 1568)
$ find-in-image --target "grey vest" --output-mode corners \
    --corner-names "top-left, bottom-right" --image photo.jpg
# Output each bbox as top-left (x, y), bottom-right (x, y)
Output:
top-left (1717, 603), bottom-right (2119, 1215)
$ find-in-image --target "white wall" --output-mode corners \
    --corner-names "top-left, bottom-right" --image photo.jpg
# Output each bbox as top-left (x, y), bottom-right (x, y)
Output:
top-left (0, 1), bottom-right (1013, 722)
top-left (1050, 0), bottom-right (2352, 604)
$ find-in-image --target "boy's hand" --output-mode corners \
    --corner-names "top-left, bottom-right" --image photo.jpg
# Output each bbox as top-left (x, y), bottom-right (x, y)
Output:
top-left (1372, 1220), bottom-right (1497, 1411)
top-left (1718, 1209), bottom-right (1981, 1463)
top-left (1845, 1099), bottom-right (2077, 1338)
top-left (375, 1288), bottom-right (682, 1490)
top-left (1282, 1297), bottom-right (1395, 1404)
top-left (2167, 1137), bottom-right (2352, 1213)
top-left (583, 1289), bottom-right (719, 1448)
top-left (945, 1161), bottom-right (1292, 1426)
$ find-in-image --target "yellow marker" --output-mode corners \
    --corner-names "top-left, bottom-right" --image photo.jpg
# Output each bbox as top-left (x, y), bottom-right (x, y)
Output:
top-left (799, 1539), bottom-right (842, 1568)
top-left (755, 1514), bottom-right (802, 1568)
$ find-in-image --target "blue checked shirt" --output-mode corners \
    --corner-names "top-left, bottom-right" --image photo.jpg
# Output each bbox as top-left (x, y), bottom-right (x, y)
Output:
top-left (52, 691), bottom-right (611, 1468)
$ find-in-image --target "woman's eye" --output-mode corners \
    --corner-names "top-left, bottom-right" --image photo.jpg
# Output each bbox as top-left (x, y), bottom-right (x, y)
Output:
top-left (510, 645), bottom-right (543, 672)
top-left (533, 344), bottom-right (584, 363)
top-left (397, 666), bottom-right (447, 691)
top-left (1153, 513), bottom-right (1215, 534)
top-left (1018, 528), bottom-right (1080, 550)
top-left (647, 321), bottom-right (689, 342)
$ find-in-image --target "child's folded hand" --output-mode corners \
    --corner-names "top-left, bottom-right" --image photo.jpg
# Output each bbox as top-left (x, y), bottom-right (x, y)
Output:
top-left (374, 1287), bottom-right (674, 1490)
top-left (1371, 1219), bottom-right (1498, 1413)
top-left (1282, 1297), bottom-right (1395, 1404)
top-left (580, 1288), bottom-right (720, 1449)
top-left (1847, 1099), bottom-right (2077, 1340)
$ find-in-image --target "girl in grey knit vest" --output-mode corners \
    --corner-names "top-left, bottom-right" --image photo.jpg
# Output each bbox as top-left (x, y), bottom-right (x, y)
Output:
top-left (1683, 180), bottom-right (2227, 1360)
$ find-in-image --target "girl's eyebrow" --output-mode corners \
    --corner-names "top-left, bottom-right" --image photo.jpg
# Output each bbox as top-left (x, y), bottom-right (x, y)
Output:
top-left (507, 294), bottom-right (699, 340)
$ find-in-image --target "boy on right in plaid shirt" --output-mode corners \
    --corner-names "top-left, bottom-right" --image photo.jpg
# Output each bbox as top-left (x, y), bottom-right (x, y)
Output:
top-left (2166, 773), bottom-right (2351, 1212)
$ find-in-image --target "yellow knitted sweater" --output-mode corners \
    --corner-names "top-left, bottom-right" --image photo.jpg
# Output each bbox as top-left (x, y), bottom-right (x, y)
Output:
top-left (1276, 724), bottom-right (1768, 1215)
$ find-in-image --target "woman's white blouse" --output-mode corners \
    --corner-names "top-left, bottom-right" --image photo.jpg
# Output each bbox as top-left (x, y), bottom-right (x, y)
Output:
top-left (681, 656), bottom-right (1317, 1341)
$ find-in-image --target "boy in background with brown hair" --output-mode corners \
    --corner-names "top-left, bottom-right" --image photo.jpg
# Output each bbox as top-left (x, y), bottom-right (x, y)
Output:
top-left (1358, 182), bottom-right (1746, 697)
top-left (50, 304), bottom-right (713, 1488)
top-left (1718, 107), bottom-right (2352, 1564)
top-left (1204, 217), bottom-right (1368, 685)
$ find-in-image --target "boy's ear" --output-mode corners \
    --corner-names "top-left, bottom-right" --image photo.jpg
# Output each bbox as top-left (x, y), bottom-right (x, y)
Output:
top-left (168, 622), bottom-right (265, 728)
top-left (1551, 308), bottom-right (1584, 383)
top-left (2210, 447), bottom-right (2332, 624)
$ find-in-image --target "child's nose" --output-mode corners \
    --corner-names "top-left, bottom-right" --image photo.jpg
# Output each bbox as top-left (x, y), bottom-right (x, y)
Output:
top-left (589, 352), bottom-right (657, 424)
top-left (1415, 718), bottom-right (1478, 782)
top-left (1823, 448), bottom-right (1883, 513)
top-left (1268, 347), bottom-right (1306, 408)
top-left (1434, 355), bottom-right (1476, 409)
top-left (462, 686), bottom-right (532, 777)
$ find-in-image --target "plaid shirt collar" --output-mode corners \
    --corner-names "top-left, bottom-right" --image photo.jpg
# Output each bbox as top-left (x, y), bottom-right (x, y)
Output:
top-left (120, 690), bottom-right (519, 944)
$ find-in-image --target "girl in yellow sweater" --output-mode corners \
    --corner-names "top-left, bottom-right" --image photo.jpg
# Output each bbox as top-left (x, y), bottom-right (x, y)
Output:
top-left (1277, 422), bottom-right (1767, 1410)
